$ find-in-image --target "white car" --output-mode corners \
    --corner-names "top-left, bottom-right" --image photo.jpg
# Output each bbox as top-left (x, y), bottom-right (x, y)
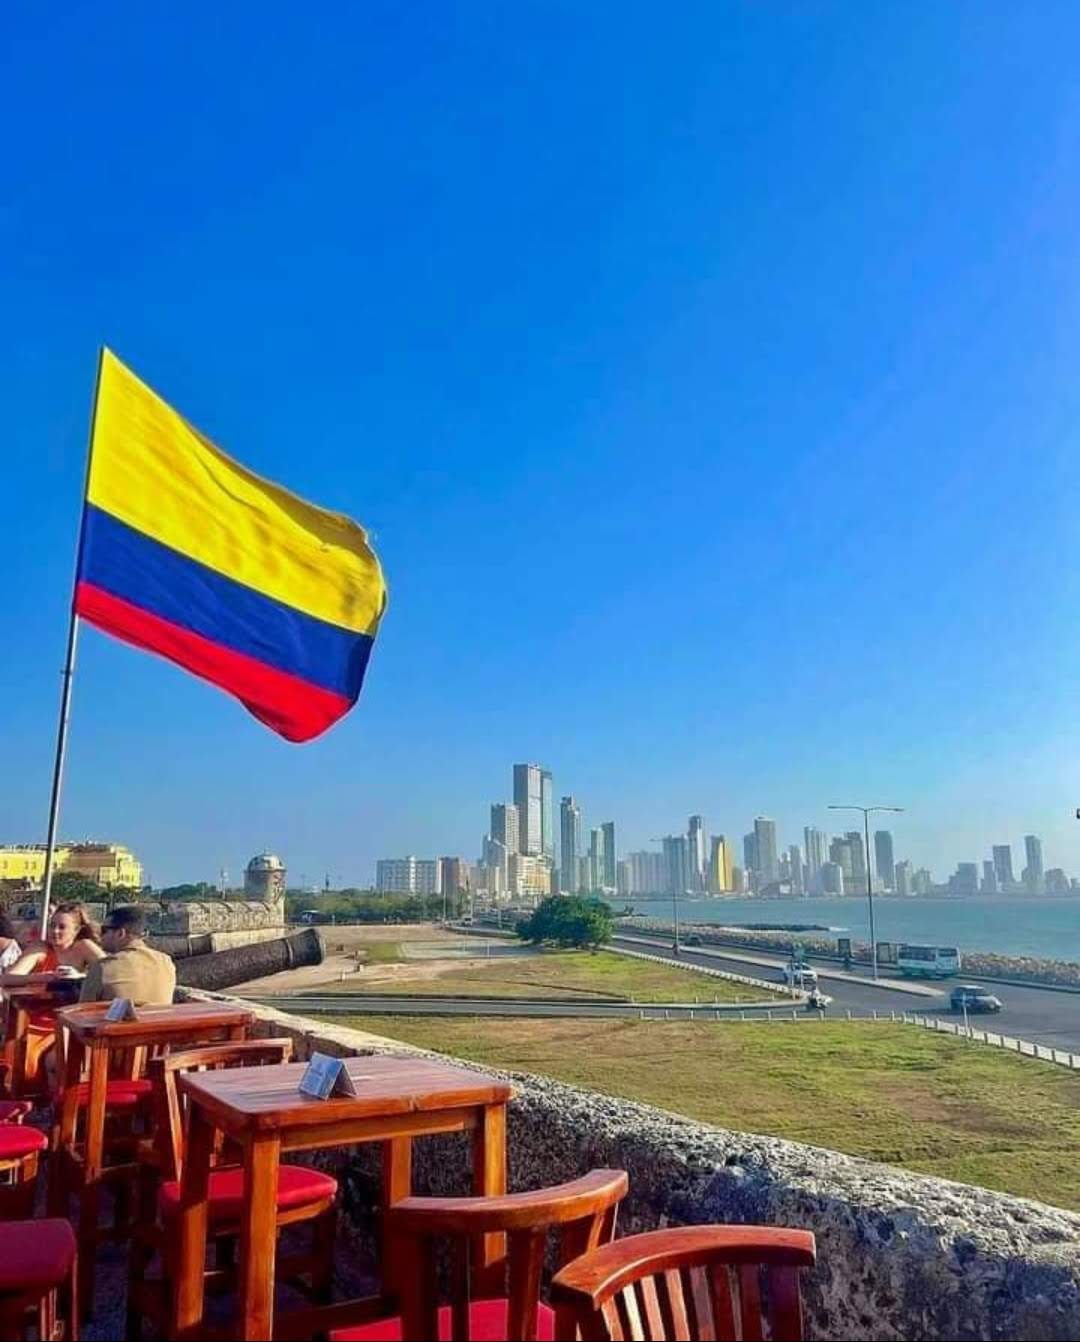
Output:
top-left (780, 965), bottom-right (818, 987)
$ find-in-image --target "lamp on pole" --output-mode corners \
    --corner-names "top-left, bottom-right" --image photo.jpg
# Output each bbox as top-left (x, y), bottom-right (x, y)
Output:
top-left (651, 838), bottom-right (680, 956)
top-left (827, 804), bottom-right (904, 980)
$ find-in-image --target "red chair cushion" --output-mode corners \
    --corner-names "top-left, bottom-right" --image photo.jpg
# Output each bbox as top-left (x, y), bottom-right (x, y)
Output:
top-left (0, 1101), bottom-right (31, 1123)
top-left (330, 1298), bottom-right (557, 1341)
top-left (69, 1078), bottom-right (154, 1108)
top-left (0, 1125), bottom-right (46, 1158)
top-left (159, 1163), bottom-right (338, 1223)
top-left (0, 1218), bottom-right (75, 1291)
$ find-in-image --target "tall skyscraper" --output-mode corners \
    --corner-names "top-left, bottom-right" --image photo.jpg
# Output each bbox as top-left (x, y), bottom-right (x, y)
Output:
top-left (992, 844), bottom-right (1015, 889)
top-left (829, 835), bottom-right (853, 889)
top-left (540, 769), bottom-right (555, 859)
top-left (588, 827), bottom-right (605, 891)
top-left (513, 764), bottom-right (544, 855)
top-left (662, 835), bottom-right (691, 894)
top-left (845, 831), bottom-right (867, 889)
top-left (873, 831), bottom-right (895, 891)
top-left (981, 860), bottom-right (998, 894)
top-left (707, 836), bottom-right (732, 894)
top-left (803, 827), bottom-right (827, 892)
top-left (820, 861), bottom-right (844, 895)
top-left (894, 859), bottom-right (913, 897)
top-left (950, 862), bottom-right (979, 896)
top-left (787, 843), bottom-right (804, 894)
top-left (743, 832), bottom-right (758, 877)
top-left (601, 821), bottom-right (616, 889)
top-left (1024, 835), bottom-right (1044, 893)
top-left (754, 817), bottom-right (779, 883)
top-left (490, 803), bottom-right (519, 855)
top-left (559, 796), bottom-right (581, 894)
top-left (688, 815), bottom-right (706, 892)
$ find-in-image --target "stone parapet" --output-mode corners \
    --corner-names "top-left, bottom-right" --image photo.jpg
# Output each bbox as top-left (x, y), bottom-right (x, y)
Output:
top-left (175, 987), bottom-right (1080, 1341)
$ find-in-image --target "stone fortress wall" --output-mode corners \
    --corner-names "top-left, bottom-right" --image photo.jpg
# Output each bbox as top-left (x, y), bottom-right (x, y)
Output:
top-left (175, 989), bottom-right (1080, 1342)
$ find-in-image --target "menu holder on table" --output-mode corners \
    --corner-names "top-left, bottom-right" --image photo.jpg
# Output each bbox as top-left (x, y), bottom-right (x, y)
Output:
top-left (104, 997), bottom-right (137, 1022)
top-left (298, 1051), bottom-right (361, 1099)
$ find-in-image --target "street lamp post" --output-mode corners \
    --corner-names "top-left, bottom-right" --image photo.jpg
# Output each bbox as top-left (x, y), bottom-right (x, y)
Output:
top-left (827, 804), bottom-right (904, 981)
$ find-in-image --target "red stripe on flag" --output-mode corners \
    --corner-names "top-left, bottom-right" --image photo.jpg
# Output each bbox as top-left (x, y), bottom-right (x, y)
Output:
top-left (74, 580), bottom-right (352, 743)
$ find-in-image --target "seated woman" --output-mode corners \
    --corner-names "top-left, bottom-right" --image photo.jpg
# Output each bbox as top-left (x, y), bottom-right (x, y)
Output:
top-left (2, 903), bottom-right (105, 1089)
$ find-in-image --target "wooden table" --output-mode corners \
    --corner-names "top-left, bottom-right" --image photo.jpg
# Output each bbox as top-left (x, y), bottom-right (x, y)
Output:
top-left (172, 1054), bottom-right (514, 1341)
top-left (53, 1001), bottom-right (255, 1310)
top-left (0, 975), bottom-right (83, 1097)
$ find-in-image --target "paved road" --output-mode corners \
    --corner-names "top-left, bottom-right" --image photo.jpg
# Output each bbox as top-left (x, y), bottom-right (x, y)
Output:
top-left (613, 934), bottom-right (1080, 1052)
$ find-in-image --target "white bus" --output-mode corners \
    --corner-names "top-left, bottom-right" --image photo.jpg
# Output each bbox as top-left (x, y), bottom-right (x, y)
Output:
top-left (896, 944), bottom-right (961, 978)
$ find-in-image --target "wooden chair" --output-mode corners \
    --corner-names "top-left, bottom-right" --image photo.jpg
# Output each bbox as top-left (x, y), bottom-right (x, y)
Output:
top-left (0, 1123), bottom-right (48, 1219)
top-left (329, 1168), bottom-right (629, 1342)
top-left (0, 1218), bottom-right (78, 1341)
top-left (550, 1224), bottom-right (817, 1342)
top-left (127, 1038), bottom-right (339, 1340)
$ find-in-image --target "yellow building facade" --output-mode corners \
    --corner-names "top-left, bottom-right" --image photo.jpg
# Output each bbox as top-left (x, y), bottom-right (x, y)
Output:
top-left (0, 843), bottom-right (143, 889)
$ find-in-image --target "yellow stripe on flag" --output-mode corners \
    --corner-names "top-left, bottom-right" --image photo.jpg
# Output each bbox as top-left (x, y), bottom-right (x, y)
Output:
top-left (86, 350), bottom-right (386, 635)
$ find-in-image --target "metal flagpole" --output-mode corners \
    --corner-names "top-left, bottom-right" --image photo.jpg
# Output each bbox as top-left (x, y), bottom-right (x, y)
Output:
top-left (39, 348), bottom-right (104, 936)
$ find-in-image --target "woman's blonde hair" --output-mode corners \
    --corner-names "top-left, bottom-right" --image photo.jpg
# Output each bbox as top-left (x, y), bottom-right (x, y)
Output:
top-left (50, 902), bottom-right (101, 943)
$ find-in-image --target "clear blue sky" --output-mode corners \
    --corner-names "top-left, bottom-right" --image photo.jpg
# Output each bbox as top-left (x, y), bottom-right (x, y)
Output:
top-left (5, 2), bottom-right (1080, 887)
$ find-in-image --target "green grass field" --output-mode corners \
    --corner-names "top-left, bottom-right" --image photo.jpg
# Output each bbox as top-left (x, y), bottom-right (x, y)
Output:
top-left (359, 941), bottom-right (406, 964)
top-left (329, 949), bottom-right (784, 1004)
top-left (338, 1016), bottom-right (1080, 1210)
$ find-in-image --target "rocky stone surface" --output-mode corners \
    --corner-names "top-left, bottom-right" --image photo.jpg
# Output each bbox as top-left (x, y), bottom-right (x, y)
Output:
top-left (147, 898), bottom-right (284, 935)
top-left (178, 988), bottom-right (1080, 1341)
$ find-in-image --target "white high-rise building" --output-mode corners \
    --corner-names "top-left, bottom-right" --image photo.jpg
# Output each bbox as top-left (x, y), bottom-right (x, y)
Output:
top-left (490, 803), bottom-right (519, 855)
top-left (1024, 835), bottom-right (1044, 893)
top-left (540, 769), bottom-right (555, 859)
top-left (560, 797), bottom-right (582, 894)
top-left (626, 850), bottom-right (665, 895)
top-left (376, 856), bottom-right (440, 894)
top-left (787, 843), bottom-right (804, 894)
top-left (376, 857), bottom-right (415, 893)
top-left (820, 861), bottom-right (844, 895)
top-left (414, 859), bottom-right (440, 894)
top-left (894, 859), bottom-right (914, 897)
top-left (663, 835), bottom-right (692, 894)
top-left (804, 827), bottom-right (827, 892)
top-left (513, 764), bottom-right (545, 856)
top-left (588, 828), bottom-right (605, 891)
top-left (688, 815), bottom-right (706, 891)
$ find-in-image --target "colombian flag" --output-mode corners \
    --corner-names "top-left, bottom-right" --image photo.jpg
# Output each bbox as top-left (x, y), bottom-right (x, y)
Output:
top-left (74, 350), bottom-right (387, 743)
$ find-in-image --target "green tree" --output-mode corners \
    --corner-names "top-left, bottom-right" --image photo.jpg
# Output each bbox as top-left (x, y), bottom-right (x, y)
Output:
top-left (159, 882), bottom-right (219, 901)
top-left (517, 895), bottom-right (613, 950)
top-left (50, 871), bottom-right (102, 904)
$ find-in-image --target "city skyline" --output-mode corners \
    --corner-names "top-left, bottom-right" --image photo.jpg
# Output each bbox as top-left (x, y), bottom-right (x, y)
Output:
top-left (369, 757), bottom-right (1078, 899)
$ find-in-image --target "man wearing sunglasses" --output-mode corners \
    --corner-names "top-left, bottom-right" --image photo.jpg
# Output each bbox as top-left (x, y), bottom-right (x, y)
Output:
top-left (79, 903), bottom-right (176, 1006)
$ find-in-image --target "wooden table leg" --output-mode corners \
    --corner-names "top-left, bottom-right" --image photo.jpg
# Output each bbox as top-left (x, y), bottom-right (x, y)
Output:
top-left (237, 1132), bottom-right (281, 1340)
top-left (9, 1006), bottom-right (30, 1099)
top-left (381, 1137), bottom-right (413, 1305)
top-left (472, 1102), bottom-right (508, 1297)
top-left (170, 1105), bottom-right (214, 1340)
top-left (77, 1044), bottom-right (108, 1316)
top-left (48, 1029), bottom-right (84, 1217)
